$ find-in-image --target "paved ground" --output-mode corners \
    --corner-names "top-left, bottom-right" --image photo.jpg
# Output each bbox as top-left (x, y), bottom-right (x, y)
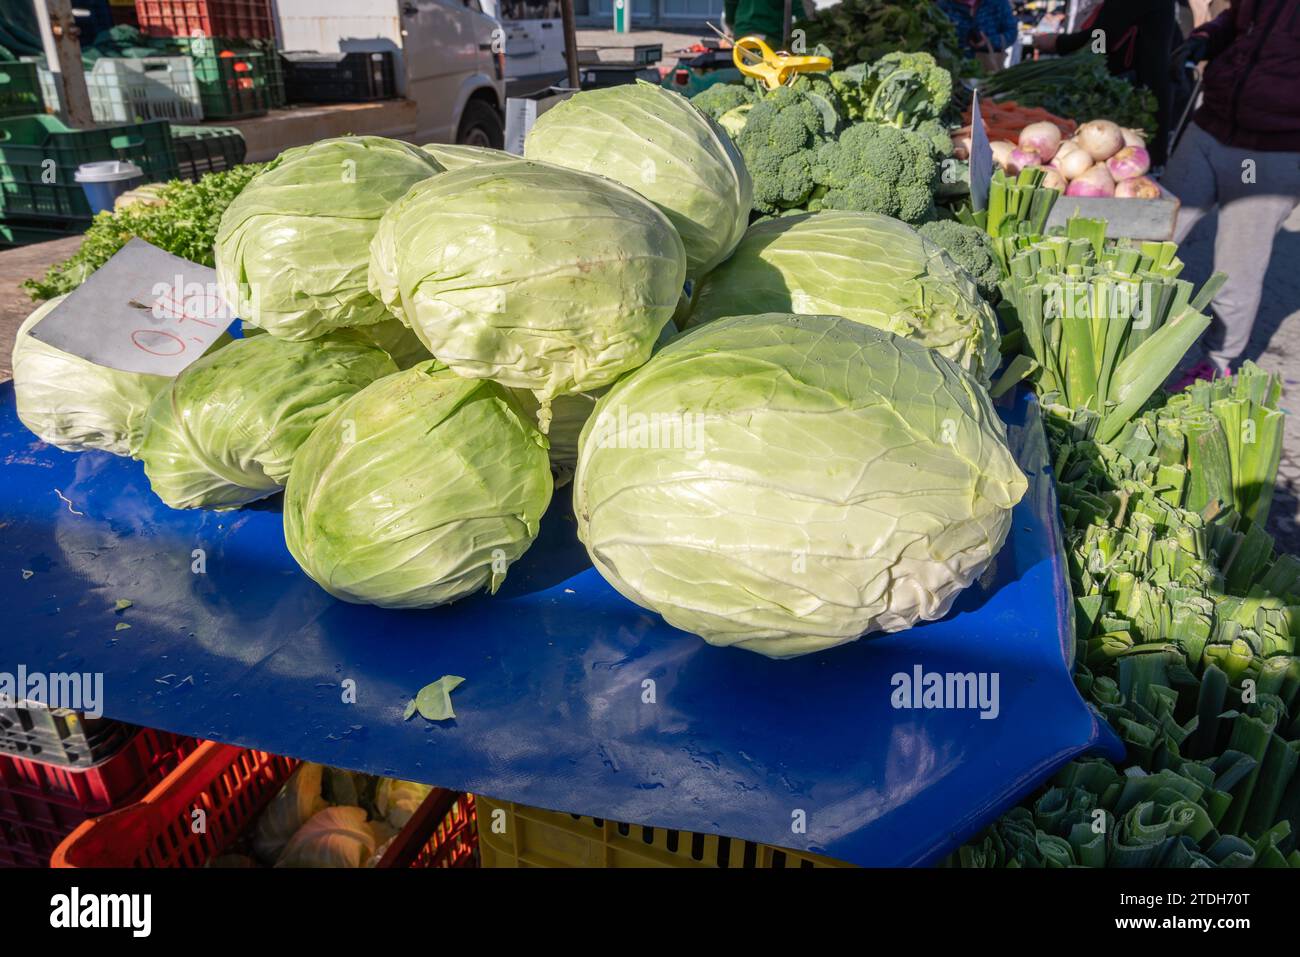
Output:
top-left (0, 236), bottom-right (81, 381)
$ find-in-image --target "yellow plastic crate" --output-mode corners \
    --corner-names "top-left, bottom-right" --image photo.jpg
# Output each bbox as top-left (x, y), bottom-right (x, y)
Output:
top-left (475, 795), bottom-right (853, 868)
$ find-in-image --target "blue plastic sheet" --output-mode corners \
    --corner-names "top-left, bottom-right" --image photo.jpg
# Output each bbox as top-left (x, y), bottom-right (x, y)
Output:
top-left (0, 382), bottom-right (1121, 865)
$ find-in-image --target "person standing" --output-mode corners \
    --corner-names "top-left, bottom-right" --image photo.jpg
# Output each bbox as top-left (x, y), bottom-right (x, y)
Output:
top-left (1163, 0), bottom-right (1300, 381)
top-left (724, 0), bottom-right (791, 43)
top-left (936, 0), bottom-right (1020, 72)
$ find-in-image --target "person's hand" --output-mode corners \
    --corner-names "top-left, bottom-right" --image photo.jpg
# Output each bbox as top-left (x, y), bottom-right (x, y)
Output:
top-left (1032, 32), bottom-right (1058, 53)
top-left (1187, 0), bottom-right (1213, 26)
top-left (1170, 35), bottom-right (1210, 77)
top-left (1180, 35), bottom-right (1210, 65)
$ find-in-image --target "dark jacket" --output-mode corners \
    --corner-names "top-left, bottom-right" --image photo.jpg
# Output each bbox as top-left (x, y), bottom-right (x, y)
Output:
top-left (1194, 0), bottom-right (1300, 151)
top-left (937, 0), bottom-right (1019, 54)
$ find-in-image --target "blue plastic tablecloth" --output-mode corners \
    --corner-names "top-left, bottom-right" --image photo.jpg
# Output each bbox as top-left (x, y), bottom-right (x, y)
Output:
top-left (0, 382), bottom-right (1121, 865)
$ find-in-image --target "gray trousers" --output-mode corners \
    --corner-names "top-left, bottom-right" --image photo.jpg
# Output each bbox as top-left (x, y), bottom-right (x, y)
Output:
top-left (1164, 123), bottom-right (1300, 373)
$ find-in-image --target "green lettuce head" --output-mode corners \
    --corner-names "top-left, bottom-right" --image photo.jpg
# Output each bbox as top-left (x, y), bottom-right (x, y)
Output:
top-left (574, 313), bottom-right (1027, 658)
top-left (375, 160), bottom-right (686, 400)
top-left (137, 332), bottom-right (398, 509)
top-left (283, 361), bottom-right (554, 608)
top-left (215, 136), bottom-right (441, 341)
top-left (12, 296), bottom-right (219, 456)
top-left (524, 82), bottom-right (752, 281)
top-left (687, 211), bottom-right (1002, 387)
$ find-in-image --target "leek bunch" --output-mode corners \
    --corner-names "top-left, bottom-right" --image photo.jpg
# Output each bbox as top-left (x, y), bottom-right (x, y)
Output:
top-left (957, 167), bottom-right (1061, 271)
top-left (996, 218), bottom-right (1226, 444)
top-left (953, 363), bottom-right (1300, 868)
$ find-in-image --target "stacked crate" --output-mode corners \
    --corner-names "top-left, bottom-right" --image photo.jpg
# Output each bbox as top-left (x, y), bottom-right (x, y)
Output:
top-left (134, 0), bottom-right (278, 118)
top-left (0, 703), bottom-right (198, 867)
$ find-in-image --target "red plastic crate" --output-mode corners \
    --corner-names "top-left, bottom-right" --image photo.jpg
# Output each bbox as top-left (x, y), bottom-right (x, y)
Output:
top-left (51, 741), bottom-right (479, 868)
top-left (0, 729), bottom-right (198, 868)
top-left (135, 0), bottom-right (275, 39)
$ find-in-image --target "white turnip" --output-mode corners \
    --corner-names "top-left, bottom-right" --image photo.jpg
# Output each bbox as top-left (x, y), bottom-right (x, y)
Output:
top-left (1115, 175), bottom-right (1160, 199)
top-left (1065, 163), bottom-right (1116, 197)
top-left (1075, 120), bottom-right (1124, 161)
top-left (1121, 127), bottom-right (1147, 149)
top-left (1008, 147), bottom-right (1041, 174)
top-left (1057, 146), bottom-right (1094, 181)
top-left (1106, 146), bottom-right (1151, 181)
top-left (1018, 121), bottom-right (1063, 161)
top-left (990, 140), bottom-right (1017, 169)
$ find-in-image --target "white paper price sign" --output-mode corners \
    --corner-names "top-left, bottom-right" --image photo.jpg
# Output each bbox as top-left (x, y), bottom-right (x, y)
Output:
top-left (28, 239), bottom-right (237, 377)
top-left (969, 88), bottom-right (994, 213)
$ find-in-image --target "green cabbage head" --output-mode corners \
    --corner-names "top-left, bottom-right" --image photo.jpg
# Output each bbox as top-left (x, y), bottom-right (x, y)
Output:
top-left (12, 296), bottom-right (212, 456)
top-left (284, 361), bottom-right (553, 608)
top-left (524, 82), bottom-right (752, 281)
top-left (137, 332), bottom-right (397, 509)
top-left (375, 160), bottom-right (685, 400)
top-left (574, 313), bottom-right (1028, 658)
top-left (215, 136), bottom-right (442, 341)
top-left (687, 211), bottom-right (1002, 387)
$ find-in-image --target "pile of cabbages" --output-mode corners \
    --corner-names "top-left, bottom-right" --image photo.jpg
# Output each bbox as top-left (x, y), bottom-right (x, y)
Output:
top-left (13, 82), bottom-right (1026, 659)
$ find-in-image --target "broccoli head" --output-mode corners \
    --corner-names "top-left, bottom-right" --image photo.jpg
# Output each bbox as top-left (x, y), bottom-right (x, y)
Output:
top-left (918, 219), bottom-right (1002, 301)
top-left (736, 87), bottom-right (836, 215)
top-left (866, 51), bottom-right (953, 127)
top-left (829, 65), bottom-right (870, 122)
top-left (690, 81), bottom-right (759, 121)
top-left (808, 121), bottom-right (938, 225)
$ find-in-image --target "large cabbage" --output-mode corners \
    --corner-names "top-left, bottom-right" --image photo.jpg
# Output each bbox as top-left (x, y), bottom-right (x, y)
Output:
top-left (687, 211), bottom-right (1002, 387)
top-left (215, 136), bottom-right (441, 340)
top-left (137, 333), bottom-right (397, 509)
top-left (283, 361), bottom-right (553, 608)
top-left (574, 313), bottom-right (1028, 658)
top-left (524, 82), bottom-right (752, 280)
top-left (375, 160), bottom-right (685, 400)
top-left (11, 296), bottom-right (219, 456)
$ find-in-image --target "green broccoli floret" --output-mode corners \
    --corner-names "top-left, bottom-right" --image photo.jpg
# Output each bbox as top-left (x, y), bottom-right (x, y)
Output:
top-left (915, 117), bottom-right (954, 160)
top-left (829, 65), bottom-right (870, 121)
top-left (865, 51), bottom-right (952, 128)
top-left (808, 122), bottom-right (938, 225)
top-left (918, 219), bottom-right (1002, 301)
top-left (690, 81), bottom-right (758, 121)
top-left (736, 87), bottom-right (836, 215)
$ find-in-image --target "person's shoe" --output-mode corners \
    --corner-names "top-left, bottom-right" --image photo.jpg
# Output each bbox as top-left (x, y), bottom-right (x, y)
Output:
top-left (1172, 360), bottom-right (1224, 392)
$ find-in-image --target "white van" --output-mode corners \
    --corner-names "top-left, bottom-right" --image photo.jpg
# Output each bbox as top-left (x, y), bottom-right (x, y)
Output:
top-left (476, 0), bottom-right (569, 98)
top-left (274, 0), bottom-right (507, 146)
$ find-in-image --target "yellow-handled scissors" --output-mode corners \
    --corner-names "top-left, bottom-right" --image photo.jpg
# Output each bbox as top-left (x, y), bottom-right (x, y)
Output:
top-left (732, 35), bottom-right (833, 90)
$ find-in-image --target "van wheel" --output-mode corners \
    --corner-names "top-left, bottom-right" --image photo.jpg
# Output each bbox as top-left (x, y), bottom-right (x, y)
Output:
top-left (457, 100), bottom-right (504, 148)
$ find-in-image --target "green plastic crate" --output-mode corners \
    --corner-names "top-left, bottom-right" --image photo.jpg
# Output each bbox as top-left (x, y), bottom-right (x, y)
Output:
top-left (170, 124), bottom-right (246, 180)
top-left (0, 61), bottom-right (44, 119)
top-left (165, 38), bottom-right (270, 119)
top-left (0, 219), bottom-right (85, 249)
top-left (0, 114), bottom-right (178, 220)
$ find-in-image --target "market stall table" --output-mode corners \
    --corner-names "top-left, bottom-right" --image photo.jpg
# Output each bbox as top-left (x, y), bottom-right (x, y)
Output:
top-left (0, 383), bottom-right (1122, 866)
